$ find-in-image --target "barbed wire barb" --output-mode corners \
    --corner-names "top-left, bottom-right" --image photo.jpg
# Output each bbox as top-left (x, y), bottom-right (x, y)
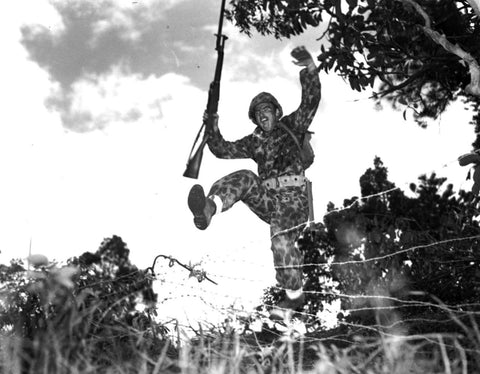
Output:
top-left (146, 254), bottom-right (218, 285)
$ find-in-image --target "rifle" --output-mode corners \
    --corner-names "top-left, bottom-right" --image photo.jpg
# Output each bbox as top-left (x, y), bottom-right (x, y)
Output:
top-left (183, 0), bottom-right (228, 179)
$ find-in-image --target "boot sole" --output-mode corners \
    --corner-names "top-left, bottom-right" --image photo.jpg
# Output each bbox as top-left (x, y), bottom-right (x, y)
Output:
top-left (188, 184), bottom-right (208, 230)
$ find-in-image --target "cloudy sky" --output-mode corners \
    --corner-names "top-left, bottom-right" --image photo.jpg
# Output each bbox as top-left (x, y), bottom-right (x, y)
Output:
top-left (1, 0), bottom-right (476, 323)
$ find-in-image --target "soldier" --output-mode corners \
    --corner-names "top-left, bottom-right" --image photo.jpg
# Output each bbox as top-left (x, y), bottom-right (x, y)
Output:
top-left (188, 46), bottom-right (321, 320)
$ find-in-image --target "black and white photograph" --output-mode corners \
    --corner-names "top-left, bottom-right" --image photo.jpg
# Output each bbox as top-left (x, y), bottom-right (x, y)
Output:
top-left (1, 0), bottom-right (480, 372)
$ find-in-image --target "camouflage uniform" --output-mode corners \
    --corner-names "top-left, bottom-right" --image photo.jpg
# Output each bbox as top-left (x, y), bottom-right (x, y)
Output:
top-left (204, 67), bottom-right (321, 291)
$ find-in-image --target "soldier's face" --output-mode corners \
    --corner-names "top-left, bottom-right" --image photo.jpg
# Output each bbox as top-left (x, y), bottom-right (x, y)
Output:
top-left (255, 103), bottom-right (278, 132)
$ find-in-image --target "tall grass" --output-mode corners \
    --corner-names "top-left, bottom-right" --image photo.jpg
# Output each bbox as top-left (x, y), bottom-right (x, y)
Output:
top-left (2, 314), bottom-right (480, 374)
top-left (1, 254), bottom-right (480, 373)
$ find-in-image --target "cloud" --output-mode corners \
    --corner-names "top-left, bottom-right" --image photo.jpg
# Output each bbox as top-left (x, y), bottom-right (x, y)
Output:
top-left (46, 65), bottom-right (180, 132)
top-left (46, 0), bottom-right (188, 43)
top-left (20, 0), bottom-right (218, 87)
top-left (83, 0), bottom-right (193, 45)
top-left (15, 0), bottom-right (228, 132)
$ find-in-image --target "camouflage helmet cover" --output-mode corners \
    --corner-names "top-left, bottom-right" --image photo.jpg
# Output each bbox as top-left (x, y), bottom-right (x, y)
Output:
top-left (248, 92), bottom-right (283, 124)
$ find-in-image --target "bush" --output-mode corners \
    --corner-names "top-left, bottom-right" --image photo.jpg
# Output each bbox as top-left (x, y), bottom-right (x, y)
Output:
top-left (0, 236), bottom-right (175, 374)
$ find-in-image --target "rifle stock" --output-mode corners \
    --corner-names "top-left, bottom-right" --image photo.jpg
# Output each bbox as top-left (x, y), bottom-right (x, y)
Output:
top-left (183, 130), bottom-right (209, 179)
top-left (183, 0), bottom-right (227, 179)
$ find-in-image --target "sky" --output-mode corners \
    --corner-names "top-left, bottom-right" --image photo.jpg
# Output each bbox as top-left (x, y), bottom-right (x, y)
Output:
top-left (1, 0), bottom-right (477, 325)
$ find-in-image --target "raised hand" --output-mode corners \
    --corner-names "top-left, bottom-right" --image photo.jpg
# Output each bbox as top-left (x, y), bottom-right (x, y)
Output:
top-left (291, 46), bottom-right (314, 67)
top-left (203, 111), bottom-right (219, 134)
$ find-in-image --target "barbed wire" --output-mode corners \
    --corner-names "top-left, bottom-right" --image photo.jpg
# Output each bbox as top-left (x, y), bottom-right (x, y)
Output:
top-left (202, 252), bottom-right (271, 268)
top-left (155, 276), bottom-right (480, 330)
top-left (148, 232), bottom-right (480, 326)
top-left (154, 262), bottom-right (480, 340)
top-left (274, 234), bottom-right (480, 269)
top-left (64, 235), bottom-right (480, 335)
top-left (51, 254), bottom-right (480, 354)
top-left (157, 289), bottom-right (472, 329)
top-left (68, 260), bottom-right (480, 335)
top-left (153, 283), bottom-right (480, 358)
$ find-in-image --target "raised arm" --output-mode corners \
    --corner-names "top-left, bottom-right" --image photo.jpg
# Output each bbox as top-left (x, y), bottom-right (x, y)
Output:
top-left (285, 46), bottom-right (321, 132)
top-left (205, 113), bottom-right (254, 159)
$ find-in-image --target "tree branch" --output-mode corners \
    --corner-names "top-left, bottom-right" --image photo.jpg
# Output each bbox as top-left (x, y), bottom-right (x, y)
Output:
top-left (400, 0), bottom-right (431, 27)
top-left (374, 67), bottom-right (427, 98)
top-left (424, 28), bottom-right (480, 95)
top-left (334, 0), bottom-right (344, 22)
top-left (398, 0), bottom-right (480, 96)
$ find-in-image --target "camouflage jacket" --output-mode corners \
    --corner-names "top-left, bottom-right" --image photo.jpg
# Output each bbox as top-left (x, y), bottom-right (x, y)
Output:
top-left (207, 67), bottom-right (321, 180)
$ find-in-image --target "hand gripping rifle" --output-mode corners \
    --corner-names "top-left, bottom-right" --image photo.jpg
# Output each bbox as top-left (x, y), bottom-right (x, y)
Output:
top-left (183, 0), bottom-right (228, 179)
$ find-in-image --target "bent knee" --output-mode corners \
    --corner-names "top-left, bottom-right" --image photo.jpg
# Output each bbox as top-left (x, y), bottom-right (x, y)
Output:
top-left (235, 169), bottom-right (257, 179)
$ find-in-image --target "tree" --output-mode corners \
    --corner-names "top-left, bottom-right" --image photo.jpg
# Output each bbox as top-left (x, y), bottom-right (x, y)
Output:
top-left (226, 0), bottom-right (480, 135)
top-left (330, 158), bottom-right (480, 319)
top-left (66, 235), bottom-right (167, 365)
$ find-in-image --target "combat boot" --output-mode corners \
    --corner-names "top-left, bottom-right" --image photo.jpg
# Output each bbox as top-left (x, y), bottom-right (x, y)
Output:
top-left (188, 184), bottom-right (216, 230)
top-left (269, 292), bottom-right (305, 321)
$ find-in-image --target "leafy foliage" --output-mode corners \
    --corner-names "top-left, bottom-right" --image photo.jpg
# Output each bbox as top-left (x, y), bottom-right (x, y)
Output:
top-left (226, 0), bottom-right (480, 128)
top-left (311, 158), bottom-right (480, 322)
top-left (0, 235), bottom-right (174, 373)
top-left (326, 158), bottom-right (480, 315)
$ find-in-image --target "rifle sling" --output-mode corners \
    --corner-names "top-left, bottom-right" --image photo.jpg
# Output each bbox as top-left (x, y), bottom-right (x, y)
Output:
top-left (278, 123), bottom-right (308, 168)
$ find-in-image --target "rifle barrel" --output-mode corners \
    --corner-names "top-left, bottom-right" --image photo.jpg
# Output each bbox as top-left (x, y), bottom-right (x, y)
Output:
top-left (182, 0), bottom-right (227, 179)
top-left (216, 0), bottom-right (227, 49)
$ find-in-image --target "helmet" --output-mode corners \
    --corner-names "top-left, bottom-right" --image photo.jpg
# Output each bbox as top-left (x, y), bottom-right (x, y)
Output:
top-left (248, 92), bottom-right (283, 124)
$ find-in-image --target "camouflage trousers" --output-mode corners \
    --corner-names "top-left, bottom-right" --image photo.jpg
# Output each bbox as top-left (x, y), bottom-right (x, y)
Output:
top-left (208, 169), bottom-right (308, 290)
